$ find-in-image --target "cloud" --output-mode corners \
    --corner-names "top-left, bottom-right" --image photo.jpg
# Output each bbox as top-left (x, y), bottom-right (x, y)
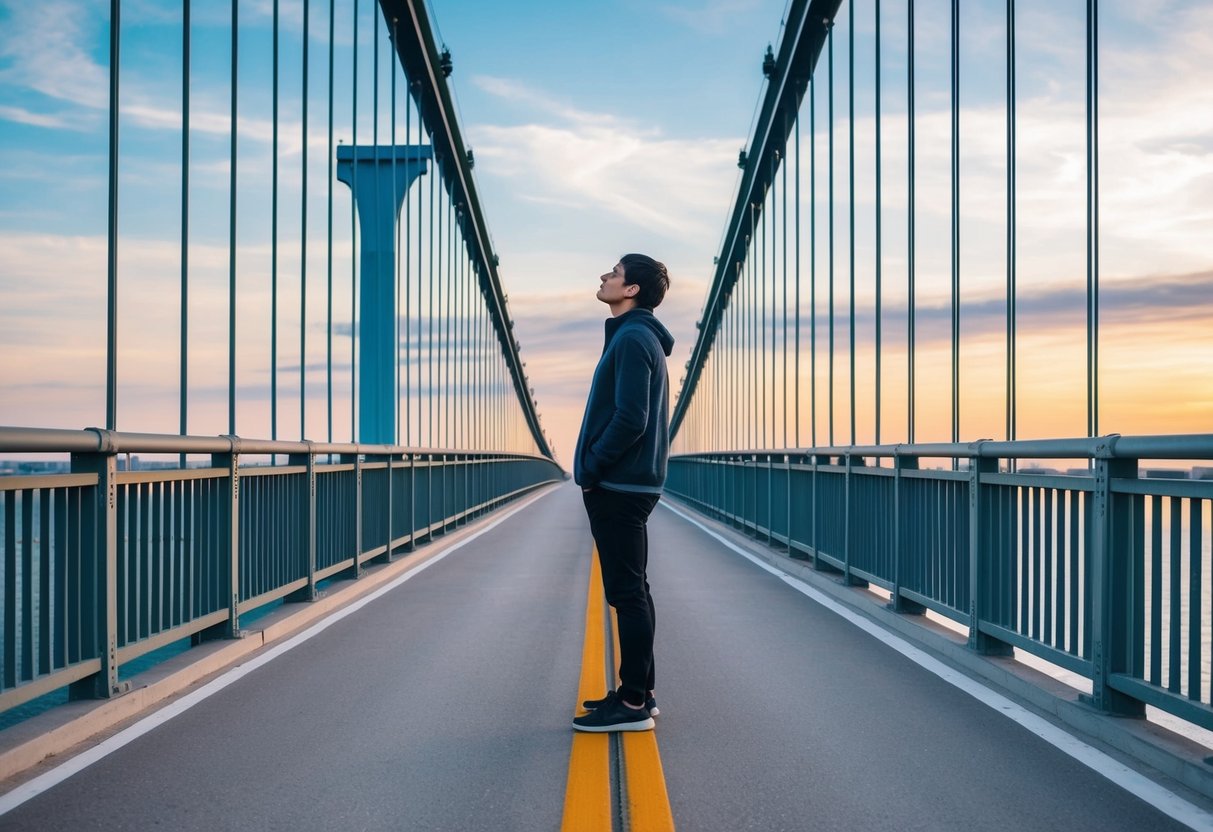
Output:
top-left (0, 1), bottom-right (109, 109)
top-left (0, 104), bottom-right (77, 129)
top-left (468, 75), bottom-right (739, 239)
top-left (657, 0), bottom-right (768, 36)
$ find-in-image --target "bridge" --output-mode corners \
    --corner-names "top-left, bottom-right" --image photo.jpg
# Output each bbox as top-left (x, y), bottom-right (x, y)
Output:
top-left (1, 1), bottom-right (1211, 829)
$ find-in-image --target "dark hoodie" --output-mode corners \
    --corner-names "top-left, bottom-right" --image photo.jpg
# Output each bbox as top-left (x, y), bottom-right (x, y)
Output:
top-left (573, 308), bottom-right (675, 493)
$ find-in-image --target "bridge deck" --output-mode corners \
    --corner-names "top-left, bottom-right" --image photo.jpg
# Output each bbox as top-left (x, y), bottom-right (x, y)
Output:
top-left (0, 483), bottom-right (1203, 830)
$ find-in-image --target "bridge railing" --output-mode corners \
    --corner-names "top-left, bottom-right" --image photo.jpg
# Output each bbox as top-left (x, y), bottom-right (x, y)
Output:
top-left (0, 426), bottom-right (563, 716)
top-left (667, 433), bottom-right (1212, 734)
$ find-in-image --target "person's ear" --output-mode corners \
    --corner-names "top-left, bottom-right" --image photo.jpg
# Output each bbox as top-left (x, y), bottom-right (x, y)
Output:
top-left (625, 284), bottom-right (639, 296)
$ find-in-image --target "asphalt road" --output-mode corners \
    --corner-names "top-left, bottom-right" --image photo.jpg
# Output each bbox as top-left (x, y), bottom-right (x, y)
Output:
top-left (0, 482), bottom-right (1200, 831)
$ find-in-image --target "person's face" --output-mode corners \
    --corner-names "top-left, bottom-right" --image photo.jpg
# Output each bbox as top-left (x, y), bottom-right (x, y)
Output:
top-left (597, 261), bottom-right (638, 308)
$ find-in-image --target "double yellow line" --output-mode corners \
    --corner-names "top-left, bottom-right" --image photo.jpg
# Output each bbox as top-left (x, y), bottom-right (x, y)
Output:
top-left (561, 547), bottom-right (675, 831)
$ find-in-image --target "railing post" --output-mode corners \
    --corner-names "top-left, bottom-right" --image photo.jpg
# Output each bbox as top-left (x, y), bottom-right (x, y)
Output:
top-left (720, 456), bottom-right (727, 521)
top-left (737, 456), bottom-right (747, 533)
top-left (211, 439), bottom-right (242, 638)
top-left (811, 453), bottom-right (823, 568)
top-left (843, 452), bottom-right (852, 581)
top-left (459, 453), bottom-right (468, 527)
top-left (890, 450), bottom-right (925, 614)
top-left (288, 446), bottom-right (318, 599)
top-left (725, 455), bottom-right (734, 524)
top-left (353, 453), bottom-right (365, 573)
top-left (784, 452), bottom-right (792, 552)
top-left (438, 451), bottom-right (448, 534)
top-left (69, 439), bottom-right (127, 699)
top-left (385, 452), bottom-right (395, 559)
top-left (426, 452), bottom-right (435, 541)
top-left (968, 443), bottom-right (1009, 654)
top-left (1088, 440), bottom-right (1144, 717)
top-left (843, 453), bottom-right (868, 586)
top-left (407, 452), bottom-right (417, 551)
top-left (766, 453), bottom-right (775, 544)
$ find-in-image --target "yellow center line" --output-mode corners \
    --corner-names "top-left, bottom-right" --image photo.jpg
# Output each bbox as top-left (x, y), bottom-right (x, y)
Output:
top-left (561, 547), bottom-right (611, 831)
top-left (621, 729), bottom-right (676, 831)
top-left (562, 544), bottom-right (676, 831)
top-left (611, 606), bottom-right (676, 831)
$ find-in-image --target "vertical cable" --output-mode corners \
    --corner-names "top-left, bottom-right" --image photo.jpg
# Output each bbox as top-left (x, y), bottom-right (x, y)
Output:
top-left (1006, 0), bottom-right (1016, 444)
top-left (428, 153), bottom-right (435, 447)
top-left (460, 235), bottom-right (466, 450)
top-left (951, 0), bottom-right (960, 449)
top-left (404, 85), bottom-right (412, 446)
top-left (782, 118), bottom-right (789, 449)
top-left (372, 5), bottom-right (380, 443)
top-left (875, 0), bottom-right (882, 448)
top-left (326, 0), bottom-right (334, 444)
top-left (300, 0), bottom-right (309, 441)
top-left (761, 185), bottom-right (767, 449)
top-left (464, 251), bottom-right (470, 451)
top-left (415, 106), bottom-right (423, 447)
top-left (810, 76), bottom-right (817, 450)
top-left (907, 0), bottom-right (915, 444)
top-left (271, 0), bottom-right (279, 441)
top-left (828, 25), bottom-right (835, 448)
top-left (441, 181), bottom-right (451, 446)
top-left (447, 199), bottom-right (455, 447)
top-left (751, 206), bottom-right (758, 449)
top-left (435, 177), bottom-right (442, 448)
top-left (770, 155), bottom-right (778, 448)
top-left (453, 212), bottom-right (456, 453)
top-left (1087, 0), bottom-right (1099, 437)
top-left (794, 106), bottom-right (801, 449)
top-left (106, 0), bottom-right (121, 432)
top-left (350, 0), bottom-right (359, 442)
top-left (228, 0), bottom-right (238, 435)
top-left (848, 1), bottom-right (856, 447)
top-left (731, 281), bottom-right (738, 449)
top-left (180, 0), bottom-right (190, 458)
top-left (391, 16), bottom-right (399, 445)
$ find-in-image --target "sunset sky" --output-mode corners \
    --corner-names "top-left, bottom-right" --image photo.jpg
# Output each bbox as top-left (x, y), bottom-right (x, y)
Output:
top-left (0, 0), bottom-right (1210, 464)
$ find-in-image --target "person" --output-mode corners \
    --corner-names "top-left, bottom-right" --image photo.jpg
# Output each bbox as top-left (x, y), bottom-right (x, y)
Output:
top-left (572, 253), bottom-right (674, 733)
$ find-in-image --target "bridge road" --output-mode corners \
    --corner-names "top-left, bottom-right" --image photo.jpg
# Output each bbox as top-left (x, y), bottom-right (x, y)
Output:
top-left (0, 482), bottom-right (1202, 830)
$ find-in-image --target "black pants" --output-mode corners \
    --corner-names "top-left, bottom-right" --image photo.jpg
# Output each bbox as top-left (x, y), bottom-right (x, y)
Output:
top-left (582, 487), bottom-right (661, 704)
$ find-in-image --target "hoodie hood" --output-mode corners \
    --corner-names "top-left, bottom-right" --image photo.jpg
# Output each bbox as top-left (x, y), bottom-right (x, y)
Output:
top-left (603, 308), bottom-right (675, 357)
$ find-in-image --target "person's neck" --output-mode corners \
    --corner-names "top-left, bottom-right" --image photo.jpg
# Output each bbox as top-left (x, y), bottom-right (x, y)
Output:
top-left (609, 299), bottom-right (639, 318)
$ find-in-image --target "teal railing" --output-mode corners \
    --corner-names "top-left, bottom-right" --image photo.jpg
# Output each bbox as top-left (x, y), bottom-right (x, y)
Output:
top-left (667, 433), bottom-right (1213, 734)
top-left (0, 427), bottom-right (563, 716)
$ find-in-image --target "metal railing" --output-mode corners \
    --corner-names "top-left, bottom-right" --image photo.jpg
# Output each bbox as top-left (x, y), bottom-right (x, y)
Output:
top-left (0, 427), bottom-right (563, 715)
top-left (667, 433), bottom-right (1213, 733)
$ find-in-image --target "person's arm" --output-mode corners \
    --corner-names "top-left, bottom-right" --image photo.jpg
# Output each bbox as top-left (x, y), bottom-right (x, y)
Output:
top-left (582, 334), bottom-right (653, 481)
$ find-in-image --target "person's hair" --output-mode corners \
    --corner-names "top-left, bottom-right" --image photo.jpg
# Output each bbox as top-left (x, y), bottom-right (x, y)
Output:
top-left (619, 253), bottom-right (670, 310)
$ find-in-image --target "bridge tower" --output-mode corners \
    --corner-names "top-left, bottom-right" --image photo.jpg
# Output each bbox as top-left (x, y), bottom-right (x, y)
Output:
top-left (336, 144), bottom-right (432, 444)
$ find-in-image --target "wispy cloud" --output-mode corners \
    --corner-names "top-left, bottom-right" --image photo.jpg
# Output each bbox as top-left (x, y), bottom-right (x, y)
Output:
top-left (469, 75), bottom-right (738, 239)
top-left (0, 103), bottom-right (77, 129)
top-left (657, 0), bottom-right (769, 36)
top-left (0, 1), bottom-right (109, 109)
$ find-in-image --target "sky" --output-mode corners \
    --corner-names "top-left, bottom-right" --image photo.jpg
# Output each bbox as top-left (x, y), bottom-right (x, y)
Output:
top-left (0, 0), bottom-right (1210, 465)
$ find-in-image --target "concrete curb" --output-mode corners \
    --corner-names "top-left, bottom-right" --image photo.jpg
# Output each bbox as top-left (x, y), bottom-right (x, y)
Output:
top-left (0, 484), bottom-right (558, 785)
top-left (666, 496), bottom-right (1213, 805)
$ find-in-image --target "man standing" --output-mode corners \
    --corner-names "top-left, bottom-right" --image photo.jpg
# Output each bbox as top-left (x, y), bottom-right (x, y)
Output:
top-left (572, 254), bottom-right (674, 733)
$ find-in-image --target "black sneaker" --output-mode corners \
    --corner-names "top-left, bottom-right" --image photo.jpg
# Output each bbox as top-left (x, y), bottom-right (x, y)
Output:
top-left (573, 696), bottom-right (654, 733)
top-left (581, 689), bottom-right (660, 718)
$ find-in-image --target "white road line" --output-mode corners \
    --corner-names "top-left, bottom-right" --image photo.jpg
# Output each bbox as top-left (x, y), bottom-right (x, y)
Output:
top-left (660, 499), bottom-right (1213, 832)
top-left (0, 485), bottom-right (558, 817)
